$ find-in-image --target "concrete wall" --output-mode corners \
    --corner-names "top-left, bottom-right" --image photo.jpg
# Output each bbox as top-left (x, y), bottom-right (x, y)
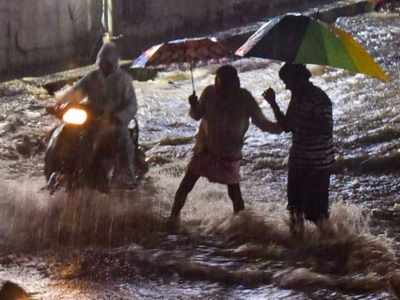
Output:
top-left (1, 0), bottom-right (338, 79)
top-left (113, 0), bottom-right (334, 57)
top-left (0, 0), bottom-right (102, 78)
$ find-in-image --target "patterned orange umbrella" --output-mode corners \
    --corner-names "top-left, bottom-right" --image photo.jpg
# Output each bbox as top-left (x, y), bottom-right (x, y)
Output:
top-left (132, 37), bottom-right (230, 93)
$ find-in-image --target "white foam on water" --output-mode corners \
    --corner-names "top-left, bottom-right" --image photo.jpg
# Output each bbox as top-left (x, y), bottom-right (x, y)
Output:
top-left (0, 149), bottom-right (398, 297)
top-left (0, 177), bottom-right (166, 250)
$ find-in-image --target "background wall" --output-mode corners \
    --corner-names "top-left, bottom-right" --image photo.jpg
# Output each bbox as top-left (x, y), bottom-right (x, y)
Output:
top-left (0, 0), bottom-right (102, 78)
top-left (1, 0), bottom-right (339, 80)
top-left (114, 0), bottom-right (334, 57)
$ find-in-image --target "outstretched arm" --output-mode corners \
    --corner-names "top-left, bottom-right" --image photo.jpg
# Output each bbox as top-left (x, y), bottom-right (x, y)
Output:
top-left (247, 91), bottom-right (283, 134)
top-left (263, 88), bottom-right (290, 132)
top-left (55, 75), bottom-right (89, 106)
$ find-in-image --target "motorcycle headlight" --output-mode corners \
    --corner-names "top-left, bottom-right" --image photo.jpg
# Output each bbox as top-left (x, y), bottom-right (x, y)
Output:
top-left (62, 108), bottom-right (88, 125)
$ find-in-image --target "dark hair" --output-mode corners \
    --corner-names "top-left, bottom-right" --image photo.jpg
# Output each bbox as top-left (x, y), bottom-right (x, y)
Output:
top-left (279, 63), bottom-right (311, 82)
top-left (215, 65), bottom-right (240, 97)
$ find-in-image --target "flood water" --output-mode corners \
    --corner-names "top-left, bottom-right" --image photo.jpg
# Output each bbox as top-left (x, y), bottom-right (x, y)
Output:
top-left (1, 11), bottom-right (400, 299)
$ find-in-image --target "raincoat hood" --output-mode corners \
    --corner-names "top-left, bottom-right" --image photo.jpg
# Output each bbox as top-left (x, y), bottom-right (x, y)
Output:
top-left (96, 42), bottom-right (120, 73)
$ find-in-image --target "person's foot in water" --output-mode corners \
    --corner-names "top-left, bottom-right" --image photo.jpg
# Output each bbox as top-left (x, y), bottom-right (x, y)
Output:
top-left (115, 170), bottom-right (137, 190)
top-left (290, 212), bottom-right (305, 238)
top-left (167, 213), bottom-right (181, 232)
top-left (316, 219), bottom-right (336, 238)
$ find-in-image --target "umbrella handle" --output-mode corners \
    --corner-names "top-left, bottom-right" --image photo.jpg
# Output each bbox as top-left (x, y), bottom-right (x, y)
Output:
top-left (190, 62), bottom-right (196, 96)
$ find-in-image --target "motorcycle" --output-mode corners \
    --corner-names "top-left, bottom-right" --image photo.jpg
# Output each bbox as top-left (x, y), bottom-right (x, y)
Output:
top-left (44, 101), bottom-right (148, 194)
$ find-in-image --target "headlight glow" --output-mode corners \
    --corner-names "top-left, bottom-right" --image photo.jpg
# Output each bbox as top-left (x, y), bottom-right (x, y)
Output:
top-left (62, 108), bottom-right (87, 125)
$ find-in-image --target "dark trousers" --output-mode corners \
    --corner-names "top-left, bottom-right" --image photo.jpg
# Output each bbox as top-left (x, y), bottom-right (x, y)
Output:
top-left (287, 166), bottom-right (331, 223)
top-left (116, 125), bottom-right (135, 177)
top-left (91, 122), bottom-right (135, 178)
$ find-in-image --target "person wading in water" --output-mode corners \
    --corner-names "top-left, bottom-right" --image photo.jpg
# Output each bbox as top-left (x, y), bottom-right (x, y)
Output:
top-left (169, 65), bottom-right (282, 225)
top-left (264, 63), bottom-right (335, 237)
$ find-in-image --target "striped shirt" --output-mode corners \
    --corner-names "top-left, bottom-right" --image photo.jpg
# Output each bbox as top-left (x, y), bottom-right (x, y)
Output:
top-left (281, 83), bottom-right (334, 169)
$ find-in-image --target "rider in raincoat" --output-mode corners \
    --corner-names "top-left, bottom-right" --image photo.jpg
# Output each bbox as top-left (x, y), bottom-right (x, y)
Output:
top-left (56, 42), bottom-right (138, 185)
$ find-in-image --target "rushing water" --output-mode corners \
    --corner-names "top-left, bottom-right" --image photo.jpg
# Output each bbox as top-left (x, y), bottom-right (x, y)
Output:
top-left (1, 11), bottom-right (400, 300)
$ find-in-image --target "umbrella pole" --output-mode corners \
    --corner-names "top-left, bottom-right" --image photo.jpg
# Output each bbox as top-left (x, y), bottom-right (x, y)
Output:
top-left (190, 62), bottom-right (196, 95)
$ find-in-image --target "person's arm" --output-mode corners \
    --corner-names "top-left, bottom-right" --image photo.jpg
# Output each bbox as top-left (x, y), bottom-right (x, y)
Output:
top-left (262, 88), bottom-right (290, 132)
top-left (311, 100), bottom-right (333, 135)
top-left (247, 90), bottom-right (283, 134)
top-left (55, 74), bottom-right (90, 106)
top-left (189, 88), bottom-right (207, 121)
top-left (114, 77), bottom-right (138, 124)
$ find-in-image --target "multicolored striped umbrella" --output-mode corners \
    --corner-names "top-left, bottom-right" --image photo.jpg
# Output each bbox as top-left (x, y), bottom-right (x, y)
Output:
top-left (132, 37), bottom-right (230, 93)
top-left (236, 14), bottom-right (389, 81)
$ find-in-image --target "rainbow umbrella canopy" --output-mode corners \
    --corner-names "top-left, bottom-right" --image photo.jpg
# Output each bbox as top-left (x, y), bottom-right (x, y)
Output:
top-left (236, 14), bottom-right (389, 81)
top-left (132, 37), bottom-right (230, 93)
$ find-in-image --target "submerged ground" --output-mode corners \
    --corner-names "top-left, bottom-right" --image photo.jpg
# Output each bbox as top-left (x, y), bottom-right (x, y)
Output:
top-left (1, 10), bottom-right (400, 300)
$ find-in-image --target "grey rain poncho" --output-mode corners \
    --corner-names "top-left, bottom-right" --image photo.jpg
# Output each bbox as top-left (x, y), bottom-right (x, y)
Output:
top-left (57, 42), bottom-right (138, 180)
top-left (57, 42), bottom-right (137, 126)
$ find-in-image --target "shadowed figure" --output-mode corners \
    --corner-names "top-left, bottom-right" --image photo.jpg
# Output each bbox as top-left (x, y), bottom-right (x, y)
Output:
top-left (264, 63), bottom-right (335, 237)
top-left (55, 42), bottom-right (138, 186)
top-left (169, 65), bottom-right (282, 225)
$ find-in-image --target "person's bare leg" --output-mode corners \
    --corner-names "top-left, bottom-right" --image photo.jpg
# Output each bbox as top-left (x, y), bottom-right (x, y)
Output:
top-left (227, 184), bottom-right (245, 214)
top-left (170, 171), bottom-right (200, 220)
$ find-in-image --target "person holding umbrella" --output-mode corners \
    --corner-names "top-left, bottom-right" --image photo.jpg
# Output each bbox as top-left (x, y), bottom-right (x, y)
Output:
top-left (235, 12), bottom-right (389, 237)
top-left (263, 63), bottom-right (335, 237)
top-left (169, 65), bottom-right (282, 224)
